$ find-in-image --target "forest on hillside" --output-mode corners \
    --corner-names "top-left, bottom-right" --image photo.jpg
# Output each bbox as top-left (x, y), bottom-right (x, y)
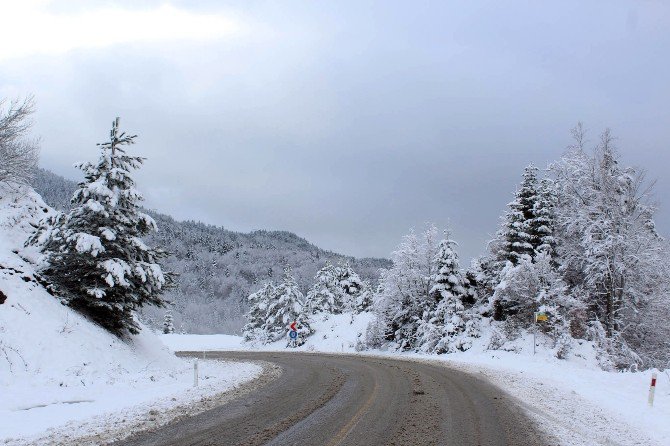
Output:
top-left (32, 168), bottom-right (390, 333)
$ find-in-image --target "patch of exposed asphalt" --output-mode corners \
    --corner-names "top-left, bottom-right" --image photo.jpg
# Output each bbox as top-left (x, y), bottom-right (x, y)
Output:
top-left (238, 367), bottom-right (346, 446)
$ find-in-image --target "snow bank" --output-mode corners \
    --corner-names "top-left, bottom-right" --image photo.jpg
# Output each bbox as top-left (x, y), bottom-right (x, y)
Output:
top-left (0, 187), bottom-right (262, 444)
top-left (439, 345), bottom-right (669, 446)
top-left (162, 312), bottom-right (669, 446)
top-left (162, 311), bottom-right (374, 353)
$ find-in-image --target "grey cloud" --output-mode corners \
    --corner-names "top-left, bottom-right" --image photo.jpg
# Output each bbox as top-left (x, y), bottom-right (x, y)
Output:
top-left (2, 1), bottom-right (669, 262)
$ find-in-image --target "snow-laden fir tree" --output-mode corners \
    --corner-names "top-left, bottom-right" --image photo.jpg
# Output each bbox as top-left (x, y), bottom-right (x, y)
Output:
top-left (163, 310), bottom-right (174, 334)
top-left (353, 284), bottom-right (373, 313)
top-left (533, 178), bottom-right (557, 257)
top-left (417, 236), bottom-right (478, 353)
top-left (491, 165), bottom-right (553, 320)
top-left (242, 281), bottom-right (276, 343)
top-left (29, 118), bottom-right (174, 336)
top-left (305, 262), bottom-right (342, 314)
top-left (375, 224), bottom-right (438, 351)
top-left (305, 261), bottom-right (371, 314)
top-left (336, 262), bottom-right (367, 311)
top-left (498, 165), bottom-right (541, 265)
top-left (263, 267), bottom-right (312, 345)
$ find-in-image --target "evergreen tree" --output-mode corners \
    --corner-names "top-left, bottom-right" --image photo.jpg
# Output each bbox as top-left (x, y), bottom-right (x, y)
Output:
top-left (430, 237), bottom-right (467, 304)
top-left (336, 262), bottom-right (365, 309)
top-left (354, 282), bottom-right (373, 313)
top-left (377, 225), bottom-right (438, 350)
top-left (498, 165), bottom-right (540, 265)
top-left (264, 267), bottom-right (312, 345)
top-left (462, 268), bottom-right (479, 307)
top-left (163, 310), bottom-right (174, 334)
top-left (242, 281), bottom-right (275, 343)
top-left (492, 165), bottom-right (559, 320)
top-left (417, 237), bottom-right (477, 353)
top-left (305, 262), bottom-right (342, 314)
top-left (532, 178), bottom-right (558, 257)
top-left (305, 262), bottom-right (370, 314)
top-left (29, 118), bottom-right (174, 335)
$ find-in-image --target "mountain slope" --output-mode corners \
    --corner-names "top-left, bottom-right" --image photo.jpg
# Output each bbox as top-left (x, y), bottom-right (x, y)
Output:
top-left (32, 168), bottom-right (390, 333)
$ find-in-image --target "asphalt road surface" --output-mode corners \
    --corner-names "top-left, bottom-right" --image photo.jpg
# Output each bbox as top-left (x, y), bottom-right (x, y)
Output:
top-left (115, 352), bottom-right (549, 446)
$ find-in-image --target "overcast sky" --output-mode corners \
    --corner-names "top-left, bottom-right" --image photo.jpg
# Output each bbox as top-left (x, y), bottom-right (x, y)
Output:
top-left (1, 1), bottom-right (669, 261)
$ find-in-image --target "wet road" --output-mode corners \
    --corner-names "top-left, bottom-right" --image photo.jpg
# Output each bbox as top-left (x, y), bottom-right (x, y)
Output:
top-left (115, 351), bottom-right (548, 446)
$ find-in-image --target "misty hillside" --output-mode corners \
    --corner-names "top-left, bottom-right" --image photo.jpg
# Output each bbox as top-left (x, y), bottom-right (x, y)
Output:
top-left (32, 168), bottom-right (390, 333)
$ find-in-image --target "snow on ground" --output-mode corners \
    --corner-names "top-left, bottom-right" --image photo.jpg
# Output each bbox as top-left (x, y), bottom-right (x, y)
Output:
top-left (161, 311), bottom-right (669, 446)
top-left (0, 187), bottom-right (262, 445)
top-left (162, 311), bottom-right (375, 354)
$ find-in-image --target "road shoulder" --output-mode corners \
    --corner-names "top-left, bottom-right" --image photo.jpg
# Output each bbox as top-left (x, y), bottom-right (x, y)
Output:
top-left (4, 360), bottom-right (279, 446)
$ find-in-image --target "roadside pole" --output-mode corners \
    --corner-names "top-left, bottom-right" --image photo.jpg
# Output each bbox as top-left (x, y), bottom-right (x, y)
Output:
top-left (648, 372), bottom-right (658, 407)
top-left (533, 312), bottom-right (537, 355)
top-left (533, 311), bottom-right (549, 355)
top-left (194, 359), bottom-right (199, 387)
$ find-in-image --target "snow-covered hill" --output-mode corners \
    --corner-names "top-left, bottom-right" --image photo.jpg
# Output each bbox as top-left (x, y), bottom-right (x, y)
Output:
top-left (0, 186), bottom-right (262, 445)
top-left (31, 168), bottom-right (390, 334)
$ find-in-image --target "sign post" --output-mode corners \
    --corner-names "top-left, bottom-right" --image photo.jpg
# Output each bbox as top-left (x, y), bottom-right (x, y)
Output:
top-left (288, 321), bottom-right (298, 348)
top-left (533, 312), bottom-right (548, 355)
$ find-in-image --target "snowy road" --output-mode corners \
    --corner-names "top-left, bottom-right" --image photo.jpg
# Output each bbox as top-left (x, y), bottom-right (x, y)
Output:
top-left (115, 351), bottom-right (549, 446)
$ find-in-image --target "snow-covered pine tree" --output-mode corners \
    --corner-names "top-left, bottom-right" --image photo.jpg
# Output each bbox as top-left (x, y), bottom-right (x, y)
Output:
top-left (305, 262), bottom-right (342, 314)
top-left (491, 165), bottom-right (550, 320)
top-left (335, 262), bottom-right (365, 308)
top-left (242, 281), bottom-right (275, 343)
top-left (376, 224), bottom-right (439, 351)
top-left (163, 310), bottom-right (174, 334)
top-left (418, 236), bottom-right (478, 353)
top-left (264, 267), bottom-right (312, 345)
top-left (466, 255), bottom-right (498, 315)
top-left (533, 178), bottom-right (558, 257)
top-left (29, 118), bottom-right (174, 336)
top-left (305, 261), bottom-right (370, 314)
top-left (354, 281), bottom-right (373, 313)
top-left (498, 165), bottom-right (541, 265)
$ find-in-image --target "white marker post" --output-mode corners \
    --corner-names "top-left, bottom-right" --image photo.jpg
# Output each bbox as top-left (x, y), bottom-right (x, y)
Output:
top-left (648, 372), bottom-right (657, 407)
top-left (533, 312), bottom-right (537, 355)
top-left (194, 359), bottom-right (199, 388)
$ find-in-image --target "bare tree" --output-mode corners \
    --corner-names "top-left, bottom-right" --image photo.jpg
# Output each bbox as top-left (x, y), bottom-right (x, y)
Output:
top-left (0, 97), bottom-right (39, 186)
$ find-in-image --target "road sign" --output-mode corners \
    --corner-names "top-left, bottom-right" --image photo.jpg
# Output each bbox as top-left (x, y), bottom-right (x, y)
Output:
top-left (290, 321), bottom-right (297, 331)
top-left (535, 312), bottom-right (548, 322)
top-left (289, 330), bottom-right (298, 340)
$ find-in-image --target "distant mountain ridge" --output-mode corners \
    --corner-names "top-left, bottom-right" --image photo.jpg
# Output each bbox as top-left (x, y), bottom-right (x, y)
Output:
top-left (32, 168), bottom-right (390, 333)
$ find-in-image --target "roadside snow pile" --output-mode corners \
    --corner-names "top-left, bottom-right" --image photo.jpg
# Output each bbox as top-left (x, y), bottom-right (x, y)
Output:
top-left (443, 351), bottom-right (669, 446)
top-left (0, 187), bottom-right (262, 444)
top-left (417, 327), bottom-right (670, 446)
top-left (162, 311), bottom-right (374, 353)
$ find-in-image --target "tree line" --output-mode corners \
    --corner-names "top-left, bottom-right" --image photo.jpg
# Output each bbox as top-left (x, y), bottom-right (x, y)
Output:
top-left (243, 124), bottom-right (670, 370)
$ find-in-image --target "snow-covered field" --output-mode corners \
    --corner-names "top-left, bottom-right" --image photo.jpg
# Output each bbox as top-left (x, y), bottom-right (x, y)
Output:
top-left (0, 188), bottom-right (262, 445)
top-left (161, 311), bottom-right (669, 446)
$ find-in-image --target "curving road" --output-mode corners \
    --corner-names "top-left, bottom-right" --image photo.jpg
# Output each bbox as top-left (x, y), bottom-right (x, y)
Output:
top-left (115, 352), bottom-right (549, 446)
